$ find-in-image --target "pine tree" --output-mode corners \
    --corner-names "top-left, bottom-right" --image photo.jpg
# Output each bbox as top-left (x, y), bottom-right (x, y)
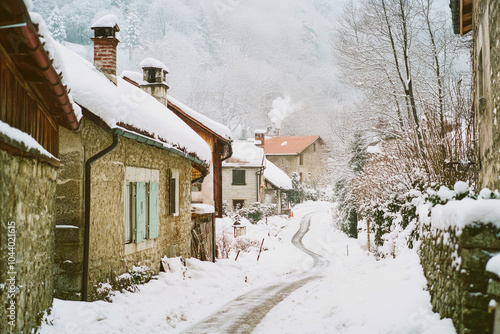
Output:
top-left (349, 131), bottom-right (368, 174)
top-left (47, 7), bottom-right (67, 42)
top-left (122, 9), bottom-right (142, 60)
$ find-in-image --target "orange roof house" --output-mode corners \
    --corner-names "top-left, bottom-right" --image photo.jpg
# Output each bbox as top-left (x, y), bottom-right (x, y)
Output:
top-left (254, 132), bottom-right (325, 184)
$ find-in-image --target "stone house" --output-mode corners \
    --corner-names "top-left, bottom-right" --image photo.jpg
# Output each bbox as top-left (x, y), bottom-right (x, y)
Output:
top-left (51, 16), bottom-right (212, 301)
top-left (222, 141), bottom-right (266, 209)
top-left (0, 1), bottom-right (80, 331)
top-left (257, 132), bottom-right (325, 184)
top-left (122, 58), bottom-right (233, 261)
top-left (451, 0), bottom-right (499, 190)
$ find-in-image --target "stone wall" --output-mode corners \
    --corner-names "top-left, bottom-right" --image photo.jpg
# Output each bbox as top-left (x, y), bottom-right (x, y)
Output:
top-left (222, 167), bottom-right (261, 208)
top-left (0, 150), bottom-right (58, 333)
top-left (55, 118), bottom-right (194, 300)
top-left (420, 222), bottom-right (500, 333)
top-left (266, 142), bottom-right (325, 184)
top-left (473, 0), bottom-right (500, 191)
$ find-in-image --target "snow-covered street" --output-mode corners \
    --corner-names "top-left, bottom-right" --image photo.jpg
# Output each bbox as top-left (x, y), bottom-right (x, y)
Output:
top-left (40, 202), bottom-right (455, 334)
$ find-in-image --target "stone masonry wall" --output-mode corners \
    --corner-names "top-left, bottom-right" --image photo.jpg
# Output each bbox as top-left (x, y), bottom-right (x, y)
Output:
top-left (222, 167), bottom-right (260, 207)
top-left (55, 119), bottom-right (194, 300)
top-left (0, 150), bottom-right (58, 333)
top-left (474, 0), bottom-right (500, 191)
top-left (420, 222), bottom-right (500, 333)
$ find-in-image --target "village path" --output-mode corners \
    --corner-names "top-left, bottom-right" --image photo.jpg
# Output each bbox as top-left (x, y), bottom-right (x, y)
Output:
top-left (180, 207), bottom-right (327, 334)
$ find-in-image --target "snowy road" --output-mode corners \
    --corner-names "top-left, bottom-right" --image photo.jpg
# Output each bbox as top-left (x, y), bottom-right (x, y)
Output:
top-left (181, 210), bottom-right (326, 334)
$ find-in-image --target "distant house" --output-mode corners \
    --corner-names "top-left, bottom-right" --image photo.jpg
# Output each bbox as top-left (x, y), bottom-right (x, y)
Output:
top-left (122, 58), bottom-right (233, 261)
top-left (264, 159), bottom-right (292, 214)
top-left (51, 16), bottom-right (211, 301)
top-left (222, 141), bottom-right (266, 209)
top-left (451, 0), bottom-right (499, 190)
top-left (256, 131), bottom-right (325, 184)
top-left (0, 1), bottom-right (80, 331)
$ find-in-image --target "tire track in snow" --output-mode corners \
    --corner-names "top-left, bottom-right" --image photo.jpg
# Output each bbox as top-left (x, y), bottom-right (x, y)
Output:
top-left (180, 209), bottom-right (325, 334)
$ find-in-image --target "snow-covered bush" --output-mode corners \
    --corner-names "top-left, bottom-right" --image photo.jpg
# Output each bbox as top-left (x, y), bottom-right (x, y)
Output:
top-left (130, 265), bottom-right (154, 285)
top-left (90, 281), bottom-right (114, 302)
top-left (90, 265), bottom-right (155, 301)
top-left (238, 202), bottom-right (276, 224)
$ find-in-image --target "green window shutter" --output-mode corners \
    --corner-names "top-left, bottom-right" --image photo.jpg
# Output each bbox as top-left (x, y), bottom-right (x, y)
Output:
top-left (135, 182), bottom-right (146, 243)
top-left (169, 178), bottom-right (176, 215)
top-left (232, 170), bottom-right (245, 185)
top-left (149, 182), bottom-right (159, 239)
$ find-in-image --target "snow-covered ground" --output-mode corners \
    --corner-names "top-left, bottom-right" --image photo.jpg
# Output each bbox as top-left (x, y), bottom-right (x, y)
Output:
top-left (40, 201), bottom-right (455, 334)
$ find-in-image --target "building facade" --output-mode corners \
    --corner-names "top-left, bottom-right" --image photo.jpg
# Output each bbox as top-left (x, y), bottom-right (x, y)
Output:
top-left (0, 1), bottom-right (80, 331)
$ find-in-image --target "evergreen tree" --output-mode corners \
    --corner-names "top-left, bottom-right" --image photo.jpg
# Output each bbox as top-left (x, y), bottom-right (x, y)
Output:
top-left (47, 7), bottom-right (67, 42)
top-left (122, 9), bottom-right (142, 60)
top-left (349, 131), bottom-right (368, 174)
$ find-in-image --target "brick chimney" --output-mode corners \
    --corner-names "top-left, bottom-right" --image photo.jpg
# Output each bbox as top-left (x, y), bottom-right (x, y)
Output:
top-left (91, 14), bottom-right (120, 78)
top-left (254, 129), bottom-right (266, 150)
top-left (139, 58), bottom-right (169, 105)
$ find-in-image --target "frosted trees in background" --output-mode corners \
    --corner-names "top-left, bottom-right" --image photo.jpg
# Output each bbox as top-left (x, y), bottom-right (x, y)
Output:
top-left (333, 0), bottom-right (474, 252)
top-left (122, 6), bottom-right (143, 60)
top-left (335, 0), bottom-right (473, 188)
top-left (46, 7), bottom-right (67, 42)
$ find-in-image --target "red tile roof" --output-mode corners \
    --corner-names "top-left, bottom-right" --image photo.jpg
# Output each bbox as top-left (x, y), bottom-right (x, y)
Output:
top-left (264, 135), bottom-right (320, 155)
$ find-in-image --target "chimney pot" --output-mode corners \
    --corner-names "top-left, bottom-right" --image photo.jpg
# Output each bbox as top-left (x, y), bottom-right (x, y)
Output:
top-left (139, 58), bottom-right (170, 105)
top-left (91, 15), bottom-right (120, 77)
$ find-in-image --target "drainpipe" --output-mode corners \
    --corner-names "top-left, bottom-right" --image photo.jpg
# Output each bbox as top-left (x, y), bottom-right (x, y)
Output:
top-left (82, 132), bottom-right (119, 301)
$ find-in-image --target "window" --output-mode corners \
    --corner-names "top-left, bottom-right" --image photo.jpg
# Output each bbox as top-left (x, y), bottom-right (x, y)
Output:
top-left (125, 181), bottom-right (159, 244)
top-left (233, 199), bottom-right (245, 209)
top-left (299, 172), bottom-right (303, 183)
top-left (169, 169), bottom-right (179, 215)
top-left (232, 170), bottom-right (246, 185)
top-left (299, 154), bottom-right (304, 165)
top-left (313, 143), bottom-right (316, 152)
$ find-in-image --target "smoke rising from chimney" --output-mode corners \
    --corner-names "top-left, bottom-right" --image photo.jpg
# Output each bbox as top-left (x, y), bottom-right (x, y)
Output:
top-left (267, 95), bottom-right (300, 131)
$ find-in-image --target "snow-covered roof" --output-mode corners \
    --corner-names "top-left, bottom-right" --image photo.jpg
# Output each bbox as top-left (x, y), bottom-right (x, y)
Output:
top-left (255, 129), bottom-right (267, 134)
top-left (265, 159), bottom-right (292, 190)
top-left (121, 70), bottom-right (144, 85)
top-left (223, 141), bottom-right (265, 168)
top-left (91, 14), bottom-right (119, 29)
top-left (140, 57), bottom-right (169, 73)
top-left (51, 41), bottom-right (211, 164)
top-left (29, 12), bottom-right (82, 122)
top-left (0, 120), bottom-right (54, 159)
top-left (168, 95), bottom-right (233, 141)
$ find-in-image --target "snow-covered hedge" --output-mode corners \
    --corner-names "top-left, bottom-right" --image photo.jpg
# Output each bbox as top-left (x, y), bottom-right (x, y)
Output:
top-left (90, 265), bottom-right (155, 302)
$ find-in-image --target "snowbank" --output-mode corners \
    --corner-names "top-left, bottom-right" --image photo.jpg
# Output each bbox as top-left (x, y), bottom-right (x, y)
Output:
top-left (487, 254), bottom-right (500, 278)
top-left (431, 198), bottom-right (500, 230)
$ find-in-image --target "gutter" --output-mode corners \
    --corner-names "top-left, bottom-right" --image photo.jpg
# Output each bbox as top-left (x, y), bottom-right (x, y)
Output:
top-left (82, 131), bottom-right (119, 301)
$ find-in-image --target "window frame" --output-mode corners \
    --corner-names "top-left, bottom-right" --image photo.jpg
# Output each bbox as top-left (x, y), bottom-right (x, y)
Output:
top-left (124, 167), bottom-right (160, 244)
top-left (232, 169), bottom-right (246, 185)
top-left (169, 169), bottom-right (180, 216)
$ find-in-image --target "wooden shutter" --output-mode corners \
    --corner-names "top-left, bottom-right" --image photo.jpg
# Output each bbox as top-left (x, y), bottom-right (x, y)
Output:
top-left (149, 182), bottom-right (159, 239)
top-left (135, 182), bottom-right (146, 242)
top-left (125, 182), bottom-right (132, 243)
top-left (169, 177), bottom-right (176, 215)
